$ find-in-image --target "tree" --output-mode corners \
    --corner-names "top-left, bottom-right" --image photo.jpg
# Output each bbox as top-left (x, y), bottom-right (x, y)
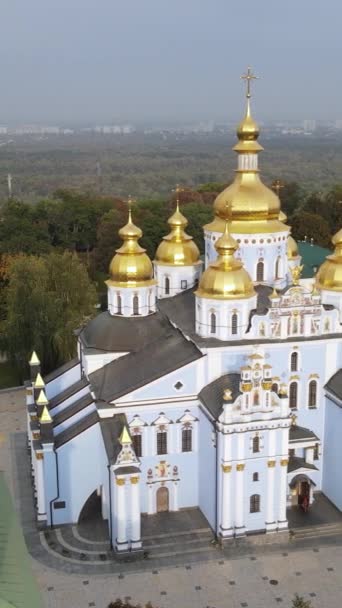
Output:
top-left (290, 211), bottom-right (331, 248)
top-left (91, 208), bottom-right (124, 275)
top-left (0, 199), bottom-right (52, 255)
top-left (181, 202), bottom-right (213, 254)
top-left (1, 252), bottom-right (97, 376)
top-left (291, 593), bottom-right (312, 608)
top-left (278, 182), bottom-right (304, 216)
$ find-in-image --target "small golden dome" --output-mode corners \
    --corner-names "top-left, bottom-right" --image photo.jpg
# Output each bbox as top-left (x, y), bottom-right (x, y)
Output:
top-left (195, 222), bottom-right (255, 300)
top-left (316, 229), bottom-right (342, 291)
top-left (287, 235), bottom-right (299, 259)
top-left (107, 205), bottom-right (155, 287)
top-left (155, 202), bottom-right (200, 266)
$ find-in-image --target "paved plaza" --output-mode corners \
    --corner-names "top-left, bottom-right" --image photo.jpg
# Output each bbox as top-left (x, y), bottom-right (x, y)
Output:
top-left (1, 388), bottom-right (342, 608)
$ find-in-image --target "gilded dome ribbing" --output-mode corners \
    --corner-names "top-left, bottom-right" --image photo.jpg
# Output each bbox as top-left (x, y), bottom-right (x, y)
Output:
top-left (107, 206), bottom-right (155, 287)
top-left (316, 229), bottom-right (342, 291)
top-left (195, 222), bottom-right (255, 300)
top-left (155, 202), bottom-right (200, 266)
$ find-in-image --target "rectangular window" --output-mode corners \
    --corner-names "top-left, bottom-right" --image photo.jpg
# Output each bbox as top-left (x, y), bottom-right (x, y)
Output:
top-left (132, 434), bottom-right (142, 457)
top-left (54, 501), bottom-right (66, 510)
top-left (289, 449), bottom-right (295, 457)
top-left (313, 443), bottom-right (319, 461)
top-left (181, 280), bottom-right (188, 290)
top-left (157, 431), bottom-right (167, 455)
top-left (182, 428), bottom-right (192, 452)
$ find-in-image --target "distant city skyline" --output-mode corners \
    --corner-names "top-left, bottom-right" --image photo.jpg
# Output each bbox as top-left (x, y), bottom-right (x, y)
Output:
top-left (1, 0), bottom-right (342, 123)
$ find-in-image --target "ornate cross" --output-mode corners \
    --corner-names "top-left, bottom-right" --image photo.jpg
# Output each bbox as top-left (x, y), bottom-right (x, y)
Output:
top-left (241, 67), bottom-right (259, 99)
top-left (127, 194), bottom-right (136, 221)
top-left (172, 184), bottom-right (185, 206)
top-left (272, 179), bottom-right (285, 196)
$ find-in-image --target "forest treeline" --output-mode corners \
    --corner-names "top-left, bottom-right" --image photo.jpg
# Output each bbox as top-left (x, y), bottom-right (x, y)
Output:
top-left (0, 181), bottom-right (341, 378)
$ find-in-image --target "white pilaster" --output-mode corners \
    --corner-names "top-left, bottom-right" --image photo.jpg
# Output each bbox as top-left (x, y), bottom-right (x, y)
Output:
top-left (130, 476), bottom-right (142, 549)
top-left (116, 478), bottom-right (129, 551)
top-left (220, 465), bottom-right (233, 537)
top-left (277, 460), bottom-right (289, 529)
top-left (36, 453), bottom-right (47, 521)
top-left (234, 464), bottom-right (245, 535)
top-left (265, 461), bottom-right (277, 532)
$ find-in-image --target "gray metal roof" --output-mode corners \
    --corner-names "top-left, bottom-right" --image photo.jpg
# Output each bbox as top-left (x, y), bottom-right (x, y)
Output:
top-left (89, 327), bottom-right (202, 403)
top-left (198, 373), bottom-right (241, 418)
top-left (79, 310), bottom-right (174, 353)
top-left (288, 456), bottom-right (318, 473)
top-left (289, 425), bottom-right (319, 442)
top-left (325, 369), bottom-right (342, 401)
top-left (48, 376), bottom-right (89, 410)
top-left (44, 357), bottom-right (79, 383)
top-left (55, 410), bottom-right (99, 448)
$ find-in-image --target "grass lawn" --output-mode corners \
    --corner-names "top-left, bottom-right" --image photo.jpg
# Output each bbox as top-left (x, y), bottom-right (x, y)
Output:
top-left (0, 362), bottom-right (21, 390)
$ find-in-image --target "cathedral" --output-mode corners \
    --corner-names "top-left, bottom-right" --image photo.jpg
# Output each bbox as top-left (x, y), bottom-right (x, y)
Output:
top-left (26, 70), bottom-right (342, 553)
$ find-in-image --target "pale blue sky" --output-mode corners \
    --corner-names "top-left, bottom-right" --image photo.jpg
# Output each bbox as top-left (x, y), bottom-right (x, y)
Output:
top-left (0, 0), bottom-right (341, 123)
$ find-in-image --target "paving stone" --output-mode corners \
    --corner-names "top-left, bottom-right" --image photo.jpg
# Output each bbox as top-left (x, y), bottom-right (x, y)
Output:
top-left (327, 567), bottom-right (334, 571)
top-left (47, 587), bottom-right (54, 591)
top-left (309, 593), bottom-right (316, 597)
top-left (313, 548), bottom-right (319, 552)
top-left (241, 603), bottom-right (248, 607)
top-left (218, 560), bottom-right (224, 565)
top-left (250, 556), bottom-right (257, 561)
top-left (295, 572), bottom-right (302, 576)
top-left (195, 586), bottom-right (201, 590)
top-left (229, 581), bottom-right (236, 585)
top-left (160, 591), bottom-right (167, 596)
top-left (282, 552), bottom-right (288, 556)
top-left (269, 580), bottom-right (278, 585)
top-left (83, 580), bottom-right (89, 585)
top-left (275, 598), bottom-right (283, 603)
top-left (262, 576), bottom-right (268, 581)
top-left (185, 565), bottom-right (192, 570)
top-left (89, 603), bottom-right (95, 607)
top-left (152, 570), bottom-right (158, 574)
top-left (118, 574), bottom-right (125, 579)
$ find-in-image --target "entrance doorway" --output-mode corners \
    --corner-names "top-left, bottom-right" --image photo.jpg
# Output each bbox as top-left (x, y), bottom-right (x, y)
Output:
top-left (298, 481), bottom-right (310, 507)
top-left (156, 486), bottom-right (169, 512)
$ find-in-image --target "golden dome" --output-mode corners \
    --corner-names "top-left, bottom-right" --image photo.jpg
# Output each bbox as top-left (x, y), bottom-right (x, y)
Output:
top-left (195, 222), bottom-right (255, 300)
top-left (279, 210), bottom-right (287, 222)
top-left (316, 229), bottom-right (342, 291)
top-left (155, 202), bottom-right (200, 266)
top-left (287, 235), bottom-right (299, 259)
top-left (206, 72), bottom-right (288, 235)
top-left (107, 204), bottom-right (155, 287)
top-left (213, 171), bottom-right (280, 222)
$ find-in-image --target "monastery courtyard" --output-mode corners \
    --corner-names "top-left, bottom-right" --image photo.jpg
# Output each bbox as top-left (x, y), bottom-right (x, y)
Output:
top-left (2, 388), bottom-right (342, 608)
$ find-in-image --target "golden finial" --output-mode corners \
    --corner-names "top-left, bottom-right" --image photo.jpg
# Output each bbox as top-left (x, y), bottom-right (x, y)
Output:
top-left (241, 66), bottom-right (259, 100)
top-left (291, 413), bottom-right (298, 426)
top-left (29, 351), bottom-right (40, 366)
top-left (223, 388), bottom-right (233, 401)
top-left (40, 405), bottom-right (52, 424)
top-left (272, 179), bottom-right (285, 197)
top-left (119, 426), bottom-right (132, 445)
top-left (127, 195), bottom-right (136, 223)
top-left (290, 264), bottom-right (303, 286)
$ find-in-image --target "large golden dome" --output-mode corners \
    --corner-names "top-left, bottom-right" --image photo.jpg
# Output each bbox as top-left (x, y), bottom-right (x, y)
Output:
top-left (195, 223), bottom-right (255, 300)
top-left (107, 205), bottom-right (155, 287)
top-left (287, 235), bottom-right (299, 259)
top-left (155, 202), bottom-right (200, 266)
top-left (316, 229), bottom-right (342, 291)
top-left (205, 81), bottom-right (288, 235)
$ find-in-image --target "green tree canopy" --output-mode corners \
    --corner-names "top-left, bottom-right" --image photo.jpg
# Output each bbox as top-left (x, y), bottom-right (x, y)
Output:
top-left (290, 210), bottom-right (331, 248)
top-left (1, 251), bottom-right (97, 376)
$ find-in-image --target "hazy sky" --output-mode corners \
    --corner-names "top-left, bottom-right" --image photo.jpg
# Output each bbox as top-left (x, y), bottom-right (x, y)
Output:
top-left (1, 0), bottom-right (341, 123)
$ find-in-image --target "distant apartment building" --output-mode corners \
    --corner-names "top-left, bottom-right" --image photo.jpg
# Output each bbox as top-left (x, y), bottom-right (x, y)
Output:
top-left (303, 119), bottom-right (316, 133)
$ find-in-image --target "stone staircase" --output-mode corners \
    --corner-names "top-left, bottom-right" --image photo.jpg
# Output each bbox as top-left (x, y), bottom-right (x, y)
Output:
top-left (142, 526), bottom-right (216, 560)
top-left (291, 522), bottom-right (342, 542)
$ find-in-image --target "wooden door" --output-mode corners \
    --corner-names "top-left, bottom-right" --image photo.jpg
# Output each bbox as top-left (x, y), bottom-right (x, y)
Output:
top-left (157, 487), bottom-right (169, 512)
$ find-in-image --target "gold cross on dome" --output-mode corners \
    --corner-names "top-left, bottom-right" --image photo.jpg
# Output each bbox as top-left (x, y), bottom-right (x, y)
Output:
top-left (241, 67), bottom-right (259, 99)
top-left (172, 184), bottom-right (185, 204)
top-left (272, 179), bottom-right (285, 196)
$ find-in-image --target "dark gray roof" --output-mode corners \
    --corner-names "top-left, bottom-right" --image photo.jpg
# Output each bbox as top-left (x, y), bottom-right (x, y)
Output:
top-left (198, 373), bottom-right (241, 418)
top-left (114, 466), bottom-right (140, 475)
top-left (55, 411), bottom-right (98, 448)
top-left (325, 369), bottom-right (342, 401)
top-left (100, 414), bottom-right (129, 464)
top-left (288, 456), bottom-right (318, 473)
top-left (53, 393), bottom-right (94, 427)
top-left (79, 310), bottom-right (174, 353)
top-left (49, 377), bottom-right (89, 410)
top-left (90, 327), bottom-right (202, 403)
top-left (44, 357), bottom-right (79, 383)
top-left (289, 425), bottom-right (319, 442)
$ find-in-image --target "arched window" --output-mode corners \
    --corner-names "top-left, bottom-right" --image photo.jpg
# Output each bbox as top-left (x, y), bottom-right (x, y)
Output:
top-left (165, 277), bottom-right (170, 295)
top-left (231, 313), bottom-right (238, 335)
top-left (265, 392), bottom-right (270, 407)
top-left (253, 391), bottom-right (260, 406)
top-left (271, 382), bottom-right (279, 394)
top-left (182, 428), bottom-right (192, 452)
top-left (252, 436), bottom-right (260, 453)
top-left (133, 294), bottom-right (139, 315)
top-left (289, 382), bottom-right (298, 410)
top-left (256, 260), bottom-right (264, 282)
top-left (253, 472), bottom-right (259, 482)
top-left (157, 430), bottom-right (167, 455)
top-left (210, 312), bottom-right (216, 334)
top-left (308, 380), bottom-right (317, 409)
top-left (116, 293), bottom-right (122, 315)
top-left (290, 351), bottom-right (298, 372)
top-left (250, 494), bottom-right (261, 513)
top-left (275, 256), bottom-right (282, 279)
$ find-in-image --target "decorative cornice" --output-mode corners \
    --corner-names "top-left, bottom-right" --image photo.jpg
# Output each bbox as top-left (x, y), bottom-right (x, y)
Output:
top-left (130, 476), bottom-right (139, 484)
top-left (221, 464), bottom-right (232, 473)
top-left (267, 460), bottom-right (276, 468)
top-left (236, 464), bottom-right (245, 471)
top-left (280, 459), bottom-right (289, 466)
top-left (36, 452), bottom-right (44, 460)
top-left (116, 478), bottom-right (125, 486)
